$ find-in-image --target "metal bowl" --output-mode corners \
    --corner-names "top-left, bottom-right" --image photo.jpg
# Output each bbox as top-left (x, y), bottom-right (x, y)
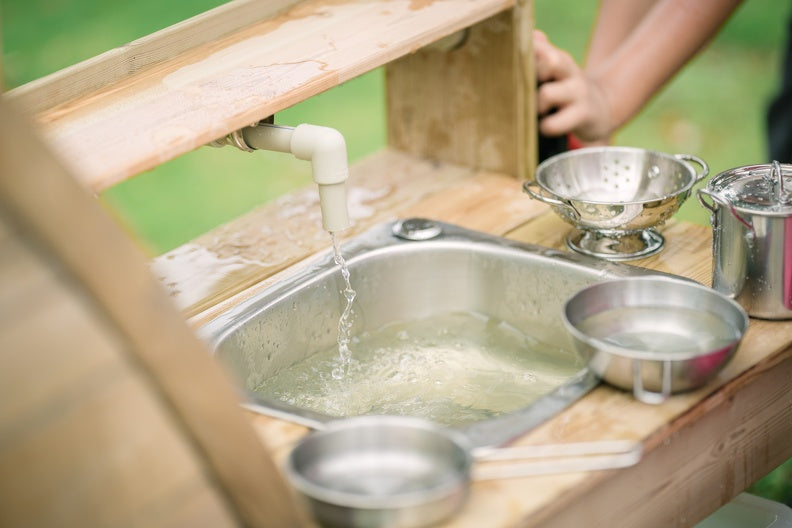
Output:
top-left (285, 416), bottom-right (472, 528)
top-left (524, 147), bottom-right (708, 261)
top-left (562, 277), bottom-right (748, 404)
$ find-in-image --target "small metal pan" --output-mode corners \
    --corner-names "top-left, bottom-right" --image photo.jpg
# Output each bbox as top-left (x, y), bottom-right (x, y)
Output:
top-left (562, 276), bottom-right (748, 404)
top-left (284, 415), bottom-right (641, 528)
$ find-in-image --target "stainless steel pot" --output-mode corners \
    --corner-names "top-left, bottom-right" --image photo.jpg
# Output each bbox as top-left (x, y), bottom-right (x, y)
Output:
top-left (698, 162), bottom-right (792, 319)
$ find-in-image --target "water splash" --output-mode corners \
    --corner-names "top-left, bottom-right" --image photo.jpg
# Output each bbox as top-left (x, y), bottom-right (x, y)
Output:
top-left (255, 311), bottom-right (583, 426)
top-left (331, 232), bottom-right (356, 379)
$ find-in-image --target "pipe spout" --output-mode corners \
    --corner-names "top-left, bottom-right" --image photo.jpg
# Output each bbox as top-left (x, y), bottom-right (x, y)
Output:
top-left (213, 122), bottom-right (351, 233)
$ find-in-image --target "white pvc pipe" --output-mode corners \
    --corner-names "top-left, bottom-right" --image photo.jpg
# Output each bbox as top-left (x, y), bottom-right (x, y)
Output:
top-left (242, 123), bottom-right (293, 153)
top-left (242, 123), bottom-right (351, 232)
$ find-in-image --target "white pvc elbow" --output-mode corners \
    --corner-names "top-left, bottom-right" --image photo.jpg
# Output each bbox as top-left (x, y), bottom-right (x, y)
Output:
top-left (242, 123), bottom-right (351, 233)
top-left (290, 124), bottom-right (349, 186)
top-left (290, 124), bottom-right (350, 233)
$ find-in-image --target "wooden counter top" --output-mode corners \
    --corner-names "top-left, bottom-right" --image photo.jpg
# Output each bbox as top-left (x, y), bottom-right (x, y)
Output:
top-left (173, 149), bottom-right (792, 528)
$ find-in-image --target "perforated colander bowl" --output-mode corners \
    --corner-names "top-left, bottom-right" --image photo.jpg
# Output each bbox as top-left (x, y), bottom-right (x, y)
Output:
top-left (524, 147), bottom-right (708, 261)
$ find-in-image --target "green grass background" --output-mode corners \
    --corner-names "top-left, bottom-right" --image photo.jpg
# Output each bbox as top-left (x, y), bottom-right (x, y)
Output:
top-left (3, 0), bottom-right (790, 507)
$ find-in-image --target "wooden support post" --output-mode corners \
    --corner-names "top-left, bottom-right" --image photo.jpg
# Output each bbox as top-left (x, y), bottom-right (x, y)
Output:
top-left (385, 5), bottom-right (536, 180)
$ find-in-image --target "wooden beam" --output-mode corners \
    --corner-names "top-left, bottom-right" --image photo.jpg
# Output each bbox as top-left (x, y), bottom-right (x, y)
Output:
top-left (7, 0), bottom-right (303, 115)
top-left (6, 0), bottom-right (514, 192)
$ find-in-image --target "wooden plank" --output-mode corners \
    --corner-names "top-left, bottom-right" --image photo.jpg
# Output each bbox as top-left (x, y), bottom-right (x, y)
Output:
top-left (7, 0), bottom-right (514, 191)
top-left (0, 208), bottom-right (239, 528)
top-left (513, 0), bottom-right (537, 180)
top-left (7, 0), bottom-right (303, 115)
top-left (0, 235), bottom-right (118, 430)
top-left (0, 363), bottom-right (239, 528)
top-left (505, 212), bottom-right (714, 284)
top-left (524, 350), bottom-right (792, 528)
top-left (0, 98), bottom-right (304, 527)
top-left (386, 8), bottom-right (535, 179)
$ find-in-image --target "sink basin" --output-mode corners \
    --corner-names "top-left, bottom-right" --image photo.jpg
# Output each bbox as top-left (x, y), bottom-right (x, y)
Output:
top-left (200, 218), bottom-right (662, 447)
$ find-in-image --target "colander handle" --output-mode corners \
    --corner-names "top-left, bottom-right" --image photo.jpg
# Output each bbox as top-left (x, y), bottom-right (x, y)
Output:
top-left (674, 153), bottom-right (709, 183)
top-left (522, 180), bottom-right (580, 221)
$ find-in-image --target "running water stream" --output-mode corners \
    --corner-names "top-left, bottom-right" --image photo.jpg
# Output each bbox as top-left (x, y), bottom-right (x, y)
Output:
top-left (331, 233), bottom-right (356, 379)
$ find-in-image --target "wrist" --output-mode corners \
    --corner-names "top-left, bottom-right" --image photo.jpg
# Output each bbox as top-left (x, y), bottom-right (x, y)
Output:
top-left (576, 71), bottom-right (619, 143)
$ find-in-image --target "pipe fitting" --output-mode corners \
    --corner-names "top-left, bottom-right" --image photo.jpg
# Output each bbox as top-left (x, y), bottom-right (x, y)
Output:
top-left (219, 122), bottom-right (351, 233)
top-left (290, 124), bottom-right (349, 186)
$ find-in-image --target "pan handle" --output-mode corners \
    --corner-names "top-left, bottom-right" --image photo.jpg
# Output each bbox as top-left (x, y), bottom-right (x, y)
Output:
top-left (522, 180), bottom-right (581, 221)
top-left (472, 440), bottom-right (642, 480)
top-left (675, 153), bottom-right (709, 184)
top-left (631, 359), bottom-right (672, 405)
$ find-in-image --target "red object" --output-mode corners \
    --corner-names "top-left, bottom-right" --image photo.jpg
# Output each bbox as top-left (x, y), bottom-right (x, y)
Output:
top-left (567, 134), bottom-right (584, 150)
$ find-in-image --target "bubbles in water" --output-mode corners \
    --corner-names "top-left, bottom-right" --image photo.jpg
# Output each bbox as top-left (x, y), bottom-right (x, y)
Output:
top-left (255, 312), bottom-right (584, 426)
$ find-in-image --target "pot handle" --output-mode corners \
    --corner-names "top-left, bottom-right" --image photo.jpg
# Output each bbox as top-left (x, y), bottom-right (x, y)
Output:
top-left (631, 359), bottom-right (672, 405)
top-left (675, 153), bottom-right (709, 183)
top-left (696, 187), bottom-right (722, 214)
top-left (522, 180), bottom-right (581, 221)
top-left (697, 188), bottom-right (756, 233)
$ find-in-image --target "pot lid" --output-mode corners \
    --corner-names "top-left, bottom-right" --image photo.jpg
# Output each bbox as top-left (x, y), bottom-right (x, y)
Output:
top-left (706, 162), bottom-right (792, 214)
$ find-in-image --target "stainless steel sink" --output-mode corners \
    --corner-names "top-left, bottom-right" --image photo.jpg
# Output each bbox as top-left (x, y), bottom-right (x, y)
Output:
top-left (200, 218), bottom-right (662, 447)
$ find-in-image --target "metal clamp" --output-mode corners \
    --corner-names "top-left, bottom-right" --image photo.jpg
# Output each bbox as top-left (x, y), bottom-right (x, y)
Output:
top-left (207, 117), bottom-right (273, 152)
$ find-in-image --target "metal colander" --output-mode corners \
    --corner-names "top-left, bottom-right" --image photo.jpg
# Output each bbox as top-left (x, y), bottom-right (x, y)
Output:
top-left (524, 147), bottom-right (708, 260)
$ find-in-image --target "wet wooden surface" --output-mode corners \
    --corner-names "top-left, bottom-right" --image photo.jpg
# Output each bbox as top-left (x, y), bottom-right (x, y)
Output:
top-left (179, 152), bottom-right (792, 528)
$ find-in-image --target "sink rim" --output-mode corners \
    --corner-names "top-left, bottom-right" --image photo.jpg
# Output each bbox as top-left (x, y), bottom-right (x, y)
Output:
top-left (199, 218), bottom-right (667, 447)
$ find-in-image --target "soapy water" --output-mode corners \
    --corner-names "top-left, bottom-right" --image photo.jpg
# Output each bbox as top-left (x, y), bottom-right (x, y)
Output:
top-left (331, 233), bottom-right (356, 379)
top-left (254, 311), bottom-right (584, 426)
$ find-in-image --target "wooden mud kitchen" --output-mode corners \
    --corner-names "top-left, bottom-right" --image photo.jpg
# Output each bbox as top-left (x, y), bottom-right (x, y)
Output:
top-left (1, 1), bottom-right (790, 527)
